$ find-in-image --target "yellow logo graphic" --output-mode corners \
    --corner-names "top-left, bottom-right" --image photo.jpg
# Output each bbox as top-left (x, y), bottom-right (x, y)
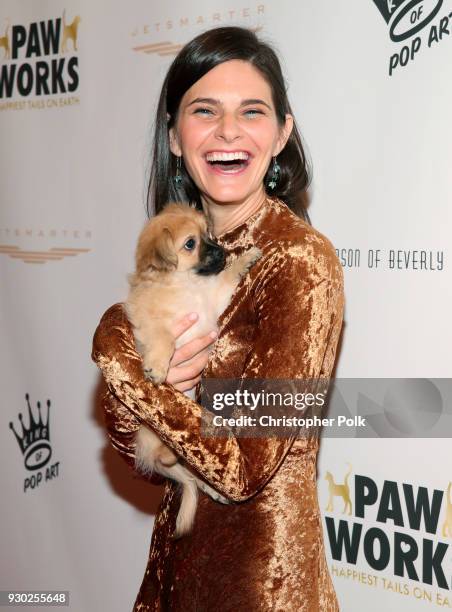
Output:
top-left (325, 463), bottom-right (353, 515)
top-left (132, 41), bottom-right (184, 56)
top-left (61, 9), bottom-right (81, 53)
top-left (0, 19), bottom-right (10, 59)
top-left (132, 26), bottom-right (262, 57)
top-left (0, 245), bottom-right (90, 264)
top-left (442, 482), bottom-right (452, 538)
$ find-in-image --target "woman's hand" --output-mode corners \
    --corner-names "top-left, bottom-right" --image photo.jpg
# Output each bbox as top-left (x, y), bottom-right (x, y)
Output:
top-left (166, 313), bottom-right (217, 393)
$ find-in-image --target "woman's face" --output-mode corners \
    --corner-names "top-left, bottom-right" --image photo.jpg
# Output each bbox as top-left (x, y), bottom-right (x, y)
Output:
top-left (169, 59), bottom-right (293, 206)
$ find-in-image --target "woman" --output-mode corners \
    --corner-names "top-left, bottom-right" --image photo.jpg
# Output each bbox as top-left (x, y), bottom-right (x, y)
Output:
top-left (92, 26), bottom-right (344, 611)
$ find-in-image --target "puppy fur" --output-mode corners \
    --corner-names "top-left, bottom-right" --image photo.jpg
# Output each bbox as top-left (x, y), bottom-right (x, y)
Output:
top-left (125, 201), bottom-right (262, 537)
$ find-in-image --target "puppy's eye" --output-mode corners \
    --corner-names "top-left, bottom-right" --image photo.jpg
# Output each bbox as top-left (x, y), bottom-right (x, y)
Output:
top-left (184, 238), bottom-right (196, 251)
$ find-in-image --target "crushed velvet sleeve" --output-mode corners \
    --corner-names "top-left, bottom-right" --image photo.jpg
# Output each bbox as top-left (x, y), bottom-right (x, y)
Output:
top-left (99, 386), bottom-right (166, 486)
top-left (91, 241), bottom-right (344, 502)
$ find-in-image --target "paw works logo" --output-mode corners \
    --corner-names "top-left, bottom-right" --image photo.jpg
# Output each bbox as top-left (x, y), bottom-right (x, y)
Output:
top-left (373, 0), bottom-right (452, 75)
top-left (9, 393), bottom-right (60, 492)
top-left (0, 10), bottom-right (80, 109)
top-left (324, 464), bottom-right (452, 607)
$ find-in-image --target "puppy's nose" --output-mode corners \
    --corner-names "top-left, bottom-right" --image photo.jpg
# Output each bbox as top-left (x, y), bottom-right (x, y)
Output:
top-left (195, 236), bottom-right (227, 276)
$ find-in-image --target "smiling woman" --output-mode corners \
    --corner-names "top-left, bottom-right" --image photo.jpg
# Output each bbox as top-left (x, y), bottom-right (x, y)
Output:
top-left (92, 25), bottom-right (344, 612)
top-left (167, 59), bottom-right (293, 229)
top-left (205, 150), bottom-right (250, 174)
top-left (149, 27), bottom-right (311, 226)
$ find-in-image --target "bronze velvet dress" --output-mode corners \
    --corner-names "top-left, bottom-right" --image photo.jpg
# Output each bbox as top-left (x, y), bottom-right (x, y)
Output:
top-left (91, 195), bottom-right (345, 611)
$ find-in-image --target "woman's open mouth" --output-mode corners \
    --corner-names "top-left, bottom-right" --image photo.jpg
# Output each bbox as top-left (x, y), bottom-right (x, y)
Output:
top-left (204, 150), bottom-right (251, 175)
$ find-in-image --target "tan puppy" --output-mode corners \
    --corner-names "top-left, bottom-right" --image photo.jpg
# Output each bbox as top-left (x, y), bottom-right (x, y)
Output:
top-left (125, 201), bottom-right (262, 537)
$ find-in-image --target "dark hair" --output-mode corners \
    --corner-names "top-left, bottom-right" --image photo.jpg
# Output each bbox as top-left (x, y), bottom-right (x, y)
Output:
top-left (147, 26), bottom-right (312, 224)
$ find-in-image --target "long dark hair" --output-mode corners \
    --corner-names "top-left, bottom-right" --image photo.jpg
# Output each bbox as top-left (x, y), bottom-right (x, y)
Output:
top-left (147, 26), bottom-right (312, 224)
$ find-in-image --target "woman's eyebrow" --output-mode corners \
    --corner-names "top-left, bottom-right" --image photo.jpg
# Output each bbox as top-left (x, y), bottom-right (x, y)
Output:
top-left (186, 97), bottom-right (272, 110)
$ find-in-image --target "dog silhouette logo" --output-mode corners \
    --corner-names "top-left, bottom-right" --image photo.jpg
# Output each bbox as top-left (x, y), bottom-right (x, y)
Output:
top-left (0, 19), bottom-right (10, 59)
top-left (442, 482), bottom-right (452, 538)
top-left (61, 9), bottom-right (81, 53)
top-left (373, 0), bottom-right (444, 41)
top-left (325, 463), bottom-right (353, 515)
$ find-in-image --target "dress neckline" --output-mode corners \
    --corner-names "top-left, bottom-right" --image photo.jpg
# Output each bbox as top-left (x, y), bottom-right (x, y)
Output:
top-left (214, 195), bottom-right (279, 249)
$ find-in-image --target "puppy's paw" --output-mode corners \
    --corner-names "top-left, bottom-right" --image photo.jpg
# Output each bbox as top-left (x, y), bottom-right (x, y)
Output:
top-left (197, 479), bottom-right (231, 505)
top-left (247, 246), bottom-right (263, 265)
top-left (143, 368), bottom-right (166, 384)
top-left (236, 247), bottom-right (263, 276)
top-left (157, 445), bottom-right (178, 467)
top-left (209, 490), bottom-right (231, 505)
top-left (173, 512), bottom-right (192, 539)
top-left (143, 358), bottom-right (169, 384)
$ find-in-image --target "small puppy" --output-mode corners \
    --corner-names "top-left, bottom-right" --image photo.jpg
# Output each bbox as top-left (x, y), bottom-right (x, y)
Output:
top-left (125, 201), bottom-right (262, 537)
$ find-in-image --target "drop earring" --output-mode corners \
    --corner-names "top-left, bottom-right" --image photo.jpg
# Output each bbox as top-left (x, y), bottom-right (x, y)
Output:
top-left (173, 156), bottom-right (182, 188)
top-left (267, 156), bottom-right (281, 190)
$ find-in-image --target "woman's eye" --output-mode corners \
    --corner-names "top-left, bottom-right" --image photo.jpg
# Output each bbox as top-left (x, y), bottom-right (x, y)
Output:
top-left (194, 108), bottom-right (213, 116)
top-left (184, 238), bottom-right (196, 250)
top-left (193, 108), bottom-right (263, 118)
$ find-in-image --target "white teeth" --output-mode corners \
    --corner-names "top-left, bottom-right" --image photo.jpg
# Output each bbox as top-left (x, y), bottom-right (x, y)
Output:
top-left (205, 151), bottom-right (249, 162)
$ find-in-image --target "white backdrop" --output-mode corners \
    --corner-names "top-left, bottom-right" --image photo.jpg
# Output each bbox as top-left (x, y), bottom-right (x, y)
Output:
top-left (1, 1), bottom-right (451, 610)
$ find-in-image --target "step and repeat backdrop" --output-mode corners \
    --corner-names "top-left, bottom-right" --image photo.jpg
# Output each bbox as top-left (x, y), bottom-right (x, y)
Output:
top-left (1, 1), bottom-right (451, 610)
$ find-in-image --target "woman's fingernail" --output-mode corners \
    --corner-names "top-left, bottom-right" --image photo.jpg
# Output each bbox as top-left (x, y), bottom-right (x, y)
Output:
top-left (189, 312), bottom-right (198, 321)
top-left (210, 331), bottom-right (217, 338)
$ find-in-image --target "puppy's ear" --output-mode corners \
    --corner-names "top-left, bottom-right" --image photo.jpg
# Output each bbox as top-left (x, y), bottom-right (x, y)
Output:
top-left (136, 226), bottom-right (178, 273)
top-left (152, 227), bottom-right (178, 271)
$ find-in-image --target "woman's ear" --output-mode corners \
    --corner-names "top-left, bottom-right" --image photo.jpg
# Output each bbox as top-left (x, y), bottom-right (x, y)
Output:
top-left (273, 113), bottom-right (294, 156)
top-left (168, 125), bottom-right (182, 157)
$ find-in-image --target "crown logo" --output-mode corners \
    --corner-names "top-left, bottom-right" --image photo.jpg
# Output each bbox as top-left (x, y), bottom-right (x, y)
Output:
top-left (9, 394), bottom-right (52, 471)
top-left (373, 0), bottom-right (443, 41)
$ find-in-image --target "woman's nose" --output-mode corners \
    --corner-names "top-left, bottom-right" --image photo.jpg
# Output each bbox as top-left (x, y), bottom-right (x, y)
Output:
top-left (214, 113), bottom-right (241, 142)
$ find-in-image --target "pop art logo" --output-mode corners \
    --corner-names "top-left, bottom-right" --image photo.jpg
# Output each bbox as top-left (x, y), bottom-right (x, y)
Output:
top-left (372, 0), bottom-right (452, 75)
top-left (9, 394), bottom-right (61, 492)
top-left (373, 0), bottom-right (444, 41)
